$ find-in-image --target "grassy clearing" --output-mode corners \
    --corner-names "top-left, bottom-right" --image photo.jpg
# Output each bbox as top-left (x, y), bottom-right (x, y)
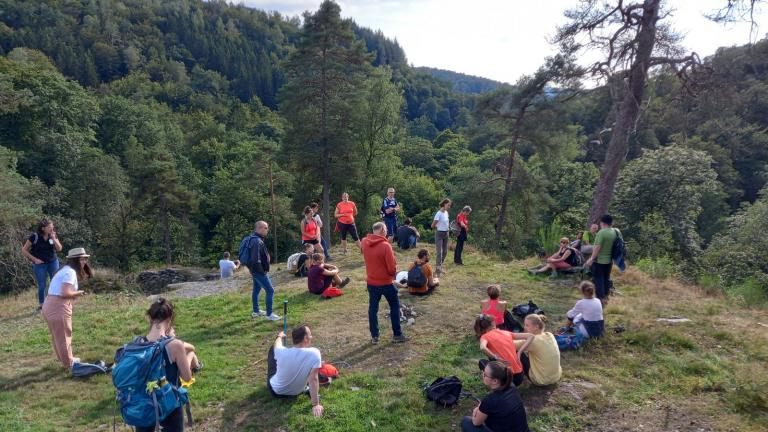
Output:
top-left (1, 245), bottom-right (767, 431)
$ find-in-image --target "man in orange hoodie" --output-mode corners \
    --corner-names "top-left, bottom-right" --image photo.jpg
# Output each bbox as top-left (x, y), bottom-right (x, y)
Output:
top-left (362, 222), bottom-right (410, 344)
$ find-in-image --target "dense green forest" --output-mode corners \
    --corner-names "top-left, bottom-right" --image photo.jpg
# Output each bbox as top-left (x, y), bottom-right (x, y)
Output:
top-left (0, 0), bottom-right (766, 302)
top-left (416, 67), bottom-right (506, 94)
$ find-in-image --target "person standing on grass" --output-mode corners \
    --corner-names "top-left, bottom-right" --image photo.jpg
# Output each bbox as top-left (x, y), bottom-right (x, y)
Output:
top-left (21, 218), bottom-right (63, 310)
top-left (310, 202), bottom-right (332, 261)
top-left (267, 325), bottom-right (325, 418)
top-left (137, 298), bottom-right (202, 432)
top-left (431, 198), bottom-right (452, 275)
top-left (362, 222), bottom-right (410, 344)
top-left (454, 206), bottom-right (472, 265)
top-left (461, 360), bottom-right (531, 432)
top-left (219, 251), bottom-right (239, 279)
top-left (334, 192), bottom-right (361, 254)
top-left (42, 247), bottom-right (92, 370)
top-left (301, 206), bottom-right (324, 256)
top-left (247, 221), bottom-right (281, 321)
top-left (380, 187), bottom-right (400, 243)
top-left (584, 214), bottom-right (617, 304)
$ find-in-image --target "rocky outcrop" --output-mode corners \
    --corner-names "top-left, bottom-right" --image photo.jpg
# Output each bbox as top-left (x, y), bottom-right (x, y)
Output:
top-left (137, 269), bottom-right (192, 294)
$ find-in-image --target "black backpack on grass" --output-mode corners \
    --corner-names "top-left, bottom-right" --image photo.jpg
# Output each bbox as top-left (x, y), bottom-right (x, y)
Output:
top-left (425, 376), bottom-right (462, 407)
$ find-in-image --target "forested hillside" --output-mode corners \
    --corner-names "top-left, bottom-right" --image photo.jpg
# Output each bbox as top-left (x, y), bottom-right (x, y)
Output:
top-left (1, 0), bottom-right (767, 303)
top-left (416, 66), bottom-right (506, 94)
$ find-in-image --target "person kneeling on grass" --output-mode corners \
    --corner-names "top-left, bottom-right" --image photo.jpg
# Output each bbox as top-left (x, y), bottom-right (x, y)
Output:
top-left (474, 315), bottom-right (533, 387)
top-left (514, 314), bottom-right (561, 386)
top-left (267, 325), bottom-right (324, 418)
top-left (407, 249), bottom-right (439, 296)
top-left (308, 253), bottom-right (350, 298)
top-left (461, 360), bottom-right (531, 432)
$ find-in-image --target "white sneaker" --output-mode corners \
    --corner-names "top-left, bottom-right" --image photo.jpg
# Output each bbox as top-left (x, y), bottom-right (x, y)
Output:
top-left (265, 313), bottom-right (282, 321)
top-left (252, 311), bottom-right (266, 318)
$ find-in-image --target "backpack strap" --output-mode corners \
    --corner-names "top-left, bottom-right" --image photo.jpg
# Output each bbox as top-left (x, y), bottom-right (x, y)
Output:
top-left (32, 232), bottom-right (38, 245)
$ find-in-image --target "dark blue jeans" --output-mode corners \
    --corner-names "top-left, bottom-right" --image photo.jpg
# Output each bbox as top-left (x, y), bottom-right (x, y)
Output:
top-left (321, 237), bottom-right (332, 261)
top-left (252, 272), bottom-right (275, 315)
top-left (33, 259), bottom-right (59, 305)
top-left (367, 284), bottom-right (402, 338)
top-left (384, 217), bottom-right (397, 238)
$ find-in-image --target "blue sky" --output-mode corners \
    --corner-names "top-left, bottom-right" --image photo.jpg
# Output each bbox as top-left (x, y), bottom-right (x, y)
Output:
top-left (241, 0), bottom-right (766, 84)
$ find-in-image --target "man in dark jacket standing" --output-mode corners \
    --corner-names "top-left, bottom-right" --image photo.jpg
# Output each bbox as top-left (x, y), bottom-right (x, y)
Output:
top-left (362, 222), bottom-right (410, 344)
top-left (247, 221), bottom-right (281, 320)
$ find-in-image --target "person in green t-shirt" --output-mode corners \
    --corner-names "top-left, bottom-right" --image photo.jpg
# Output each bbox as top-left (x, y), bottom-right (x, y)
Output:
top-left (584, 214), bottom-right (618, 303)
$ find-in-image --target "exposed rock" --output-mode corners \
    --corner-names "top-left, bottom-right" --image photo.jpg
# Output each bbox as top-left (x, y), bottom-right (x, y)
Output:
top-left (137, 268), bottom-right (194, 294)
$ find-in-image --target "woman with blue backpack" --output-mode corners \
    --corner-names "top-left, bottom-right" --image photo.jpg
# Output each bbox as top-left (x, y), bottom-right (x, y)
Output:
top-left (113, 298), bottom-right (200, 432)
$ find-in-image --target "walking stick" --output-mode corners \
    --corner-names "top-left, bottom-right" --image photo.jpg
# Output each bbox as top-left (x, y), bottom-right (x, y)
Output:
top-left (282, 300), bottom-right (288, 344)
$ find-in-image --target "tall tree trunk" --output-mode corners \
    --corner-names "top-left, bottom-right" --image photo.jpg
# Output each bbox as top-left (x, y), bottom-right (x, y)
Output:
top-left (494, 109), bottom-right (527, 245)
top-left (588, 0), bottom-right (660, 224)
top-left (269, 161), bottom-right (277, 263)
top-left (162, 207), bottom-right (172, 265)
top-left (322, 147), bottom-right (331, 243)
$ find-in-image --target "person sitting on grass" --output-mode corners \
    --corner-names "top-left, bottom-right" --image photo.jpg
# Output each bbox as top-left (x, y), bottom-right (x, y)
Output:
top-left (307, 253), bottom-right (350, 298)
top-left (461, 360), bottom-right (531, 432)
top-left (396, 217), bottom-right (420, 250)
top-left (559, 281), bottom-right (604, 339)
top-left (514, 314), bottom-right (561, 386)
top-left (267, 325), bottom-right (324, 418)
top-left (480, 285), bottom-right (520, 331)
top-left (294, 243), bottom-right (314, 278)
top-left (407, 249), bottom-right (439, 296)
top-left (534, 237), bottom-right (579, 275)
top-left (473, 315), bottom-right (533, 387)
top-left (137, 298), bottom-right (202, 432)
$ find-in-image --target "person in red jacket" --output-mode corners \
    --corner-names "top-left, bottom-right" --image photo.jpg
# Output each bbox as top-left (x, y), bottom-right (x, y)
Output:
top-left (361, 222), bottom-right (410, 344)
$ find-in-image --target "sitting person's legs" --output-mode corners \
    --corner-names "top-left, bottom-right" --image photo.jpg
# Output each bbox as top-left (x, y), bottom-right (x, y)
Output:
top-left (461, 415), bottom-right (492, 432)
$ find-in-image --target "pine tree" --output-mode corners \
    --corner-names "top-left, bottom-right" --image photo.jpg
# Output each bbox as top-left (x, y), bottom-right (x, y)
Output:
top-left (279, 0), bottom-right (372, 241)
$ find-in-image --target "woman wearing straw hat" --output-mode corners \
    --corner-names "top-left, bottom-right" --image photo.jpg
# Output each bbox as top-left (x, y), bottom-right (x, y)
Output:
top-left (42, 247), bottom-right (93, 369)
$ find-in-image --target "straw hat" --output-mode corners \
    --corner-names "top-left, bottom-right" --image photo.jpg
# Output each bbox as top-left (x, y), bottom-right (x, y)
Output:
top-left (66, 247), bottom-right (90, 258)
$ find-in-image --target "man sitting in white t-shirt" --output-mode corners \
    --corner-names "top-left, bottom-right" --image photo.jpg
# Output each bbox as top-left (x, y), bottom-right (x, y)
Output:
top-left (219, 251), bottom-right (240, 279)
top-left (267, 325), bottom-right (324, 417)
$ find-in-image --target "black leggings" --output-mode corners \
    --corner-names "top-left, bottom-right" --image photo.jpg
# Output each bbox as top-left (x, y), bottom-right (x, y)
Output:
top-left (135, 406), bottom-right (183, 432)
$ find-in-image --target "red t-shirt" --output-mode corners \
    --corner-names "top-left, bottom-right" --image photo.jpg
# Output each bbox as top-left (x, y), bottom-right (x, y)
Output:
top-left (302, 218), bottom-right (318, 241)
top-left (457, 213), bottom-right (469, 232)
top-left (480, 329), bottom-right (523, 374)
top-left (336, 201), bottom-right (357, 224)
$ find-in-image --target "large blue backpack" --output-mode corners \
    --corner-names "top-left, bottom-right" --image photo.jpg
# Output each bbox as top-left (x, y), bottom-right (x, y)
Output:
top-left (112, 336), bottom-right (190, 429)
top-left (238, 234), bottom-right (257, 268)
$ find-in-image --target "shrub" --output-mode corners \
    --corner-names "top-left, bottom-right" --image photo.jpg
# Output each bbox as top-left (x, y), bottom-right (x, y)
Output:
top-left (635, 256), bottom-right (675, 279)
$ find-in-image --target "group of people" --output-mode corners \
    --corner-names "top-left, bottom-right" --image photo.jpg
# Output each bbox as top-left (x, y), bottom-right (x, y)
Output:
top-left (23, 197), bottom-right (617, 431)
top-left (534, 214), bottom-right (622, 305)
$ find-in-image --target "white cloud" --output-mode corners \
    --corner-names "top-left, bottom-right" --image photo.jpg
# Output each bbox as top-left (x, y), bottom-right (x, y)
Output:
top-left (240, 0), bottom-right (766, 84)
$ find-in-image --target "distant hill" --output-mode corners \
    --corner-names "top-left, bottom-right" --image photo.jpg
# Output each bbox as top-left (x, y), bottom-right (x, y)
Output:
top-left (416, 67), bottom-right (507, 94)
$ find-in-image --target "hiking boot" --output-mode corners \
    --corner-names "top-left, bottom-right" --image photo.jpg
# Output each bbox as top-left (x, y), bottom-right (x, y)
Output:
top-left (392, 334), bottom-right (411, 343)
top-left (339, 277), bottom-right (351, 288)
top-left (371, 337), bottom-right (379, 344)
top-left (36, 304), bottom-right (43, 312)
top-left (252, 311), bottom-right (266, 318)
top-left (265, 313), bottom-right (282, 321)
top-left (192, 361), bottom-right (204, 374)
